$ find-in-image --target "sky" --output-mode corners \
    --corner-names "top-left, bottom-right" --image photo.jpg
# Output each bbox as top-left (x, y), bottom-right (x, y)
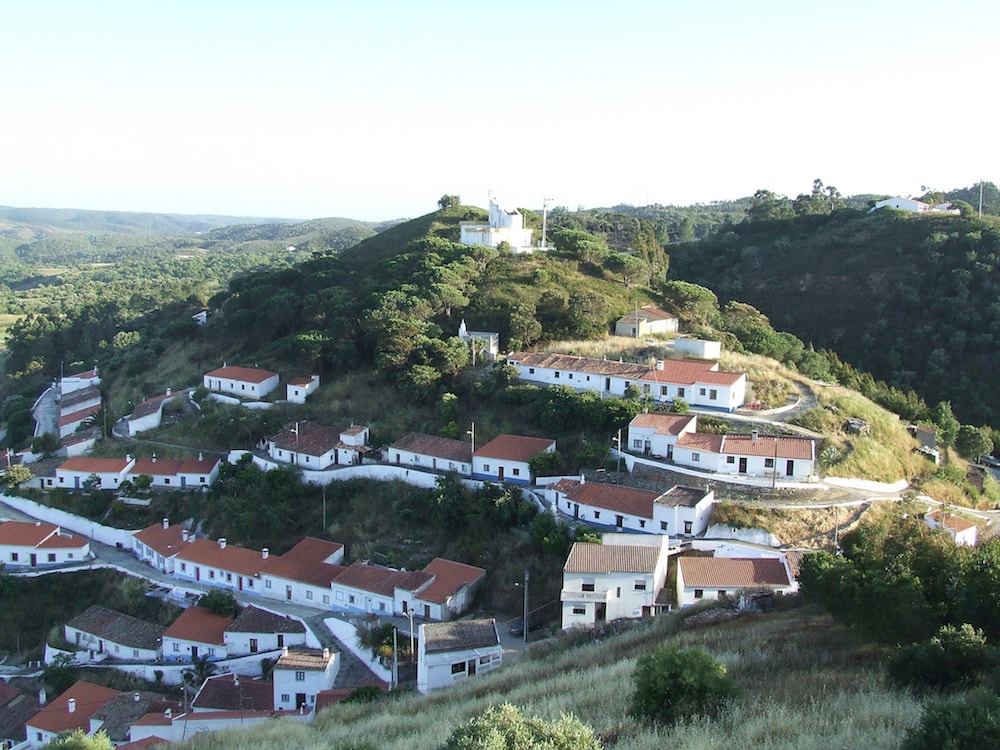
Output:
top-left (2, 0), bottom-right (997, 221)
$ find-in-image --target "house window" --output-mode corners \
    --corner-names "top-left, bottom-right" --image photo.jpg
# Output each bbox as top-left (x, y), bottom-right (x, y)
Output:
top-left (528, 368), bottom-right (535, 374)
top-left (266, 580), bottom-right (272, 588)
top-left (180, 563), bottom-right (186, 572)
top-left (594, 511), bottom-right (600, 519)
top-left (572, 607), bottom-right (585, 615)
top-left (678, 387), bottom-right (685, 398)
top-left (512, 468), bottom-right (520, 476)
top-left (699, 388), bottom-right (706, 396)
top-left (306, 590), bottom-right (313, 600)
top-left (691, 453), bottom-right (700, 462)
top-left (200, 477), bottom-right (206, 483)
top-left (207, 648), bottom-right (216, 656)
top-left (295, 671), bottom-right (306, 682)
top-left (582, 581), bottom-right (595, 592)
top-left (349, 594), bottom-right (356, 604)
top-left (765, 458), bottom-right (774, 468)
top-left (164, 478), bottom-right (170, 485)
top-left (246, 579), bottom-right (253, 588)
top-left (684, 521), bottom-right (693, 534)
top-left (554, 371), bottom-right (560, 379)
top-left (133, 649), bottom-right (139, 657)
top-left (479, 655), bottom-right (492, 665)
top-left (226, 573), bottom-right (232, 582)
top-left (114, 645), bottom-right (120, 653)
top-left (483, 464), bottom-right (490, 472)
top-left (634, 580), bottom-right (647, 591)
top-left (709, 389), bottom-right (717, 400)
top-left (47, 553), bottom-right (56, 562)
top-left (209, 571), bottom-right (215, 579)
top-left (694, 589), bottom-right (704, 599)
top-left (68, 553), bottom-right (74, 559)
top-left (250, 638), bottom-right (258, 653)
top-left (451, 662), bottom-right (465, 675)
top-left (336, 591), bottom-right (344, 601)
top-left (173, 643), bottom-right (180, 652)
top-left (568, 373), bottom-right (573, 379)
top-left (726, 456), bottom-right (735, 464)
top-left (660, 386), bottom-right (668, 396)
top-left (633, 439), bottom-right (642, 448)
top-left (379, 602), bottom-right (386, 611)
top-left (323, 594), bottom-right (330, 604)
top-left (660, 521), bottom-right (667, 531)
top-left (59, 477), bottom-right (65, 484)
top-left (639, 520), bottom-right (646, 528)
top-left (281, 694), bottom-right (290, 703)
top-left (10, 553), bottom-right (17, 562)
top-left (719, 590), bottom-right (727, 598)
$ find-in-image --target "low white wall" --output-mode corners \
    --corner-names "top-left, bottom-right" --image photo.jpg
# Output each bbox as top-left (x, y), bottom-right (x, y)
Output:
top-left (207, 393), bottom-right (241, 406)
top-left (824, 476), bottom-right (909, 493)
top-left (622, 452), bottom-right (823, 490)
top-left (0, 493), bottom-right (137, 547)
top-left (324, 616), bottom-right (392, 684)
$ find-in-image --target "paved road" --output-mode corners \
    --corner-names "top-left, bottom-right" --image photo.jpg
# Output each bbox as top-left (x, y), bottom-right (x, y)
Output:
top-left (30, 385), bottom-right (60, 438)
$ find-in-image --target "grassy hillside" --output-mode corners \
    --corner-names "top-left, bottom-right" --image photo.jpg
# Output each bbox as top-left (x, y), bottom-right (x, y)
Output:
top-left (179, 604), bottom-right (920, 750)
top-left (0, 205), bottom-right (306, 234)
top-left (669, 208), bottom-right (1000, 427)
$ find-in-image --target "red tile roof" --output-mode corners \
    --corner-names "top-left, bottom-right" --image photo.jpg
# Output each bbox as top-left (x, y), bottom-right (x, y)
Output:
top-left (131, 458), bottom-right (185, 477)
top-left (474, 434), bottom-right (555, 462)
top-left (678, 557), bottom-right (791, 588)
top-left (275, 648), bottom-right (334, 671)
top-left (334, 561), bottom-right (431, 598)
top-left (28, 680), bottom-right (119, 735)
top-left (178, 455), bottom-right (221, 475)
top-left (416, 558), bottom-right (486, 604)
top-left (675, 433), bottom-right (725, 452)
top-left (640, 358), bottom-right (743, 387)
top-left (268, 421), bottom-right (343, 456)
top-left (262, 538), bottom-right (344, 587)
top-left (391, 432), bottom-right (471, 463)
top-left (655, 485), bottom-right (710, 508)
top-left (720, 434), bottom-right (815, 460)
top-left (192, 674), bottom-right (274, 711)
top-left (131, 390), bottom-right (185, 420)
top-left (163, 606), bottom-right (233, 645)
top-left (57, 404), bottom-right (101, 428)
top-left (558, 482), bottom-right (661, 519)
top-left (134, 522), bottom-right (187, 559)
top-left (227, 605), bottom-right (306, 635)
top-left (68, 368), bottom-right (98, 380)
top-left (510, 352), bottom-right (651, 379)
top-left (37, 532), bottom-right (88, 549)
top-left (58, 457), bottom-right (133, 474)
top-left (0, 520), bottom-right (59, 547)
top-left (926, 509), bottom-right (977, 533)
top-left (287, 376), bottom-right (314, 386)
top-left (175, 538), bottom-right (264, 577)
top-left (205, 366), bottom-right (278, 383)
top-left (628, 412), bottom-right (697, 435)
top-left (564, 543), bottom-right (662, 574)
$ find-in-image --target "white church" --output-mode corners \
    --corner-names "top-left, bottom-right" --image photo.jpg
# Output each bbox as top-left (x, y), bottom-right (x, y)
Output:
top-left (460, 194), bottom-right (535, 252)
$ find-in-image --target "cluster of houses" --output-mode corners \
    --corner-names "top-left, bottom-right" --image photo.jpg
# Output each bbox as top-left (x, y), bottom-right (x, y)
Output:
top-left (386, 432), bottom-right (555, 486)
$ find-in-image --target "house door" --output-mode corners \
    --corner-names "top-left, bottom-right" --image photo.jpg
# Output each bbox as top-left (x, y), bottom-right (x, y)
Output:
top-left (667, 445), bottom-right (673, 460)
top-left (738, 457), bottom-right (747, 473)
top-left (195, 567), bottom-right (200, 581)
top-left (432, 458), bottom-right (437, 470)
top-left (786, 460), bottom-right (795, 477)
top-left (296, 693), bottom-right (307, 710)
top-left (616, 515), bottom-right (624, 529)
top-left (250, 638), bottom-right (258, 653)
top-left (595, 603), bottom-right (607, 623)
top-left (238, 577), bottom-right (243, 591)
top-left (573, 503), bottom-right (579, 520)
top-left (605, 378), bottom-right (611, 392)
top-left (277, 634), bottom-right (284, 648)
top-left (467, 659), bottom-right (477, 676)
top-left (30, 553), bottom-right (37, 567)
top-left (498, 466), bottom-right (504, 481)
top-left (644, 440), bottom-right (651, 455)
top-left (98, 640), bottom-right (104, 653)
top-left (286, 586), bottom-right (293, 601)
top-left (191, 646), bottom-right (199, 659)
top-left (424, 604), bottom-right (431, 619)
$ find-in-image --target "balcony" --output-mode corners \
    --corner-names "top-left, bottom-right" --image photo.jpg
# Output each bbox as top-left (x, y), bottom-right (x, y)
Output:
top-left (560, 588), bottom-right (609, 603)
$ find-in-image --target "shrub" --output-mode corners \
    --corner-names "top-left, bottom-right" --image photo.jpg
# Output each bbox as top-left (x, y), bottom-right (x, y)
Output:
top-left (440, 703), bottom-right (600, 750)
top-left (902, 689), bottom-right (1000, 750)
top-left (198, 589), bottom-right (240, 617)
top-left (888, 624), bottom-right (994, 692)
top-left (629, 645), bottom-right (738, 726)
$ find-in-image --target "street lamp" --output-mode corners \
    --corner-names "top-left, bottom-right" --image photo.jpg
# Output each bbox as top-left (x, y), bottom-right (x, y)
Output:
top-left (467, 422), bottom-right (475, 454)
top-left (291, 422), bottom-right (300, 466)
top-left (407, 607), bottom-right (415, 662)
top-left (514, 570), bottom-right (529, 643)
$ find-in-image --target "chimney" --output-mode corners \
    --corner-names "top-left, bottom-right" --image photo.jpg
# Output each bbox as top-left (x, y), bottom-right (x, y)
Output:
top-left (166, 387), bottom-right (171, 396)
top-left (580, 473), bottom-right (585, 484)
top-left (68, 698), bottom-right (76, 713)
top-left (282, 646), bottom-right (289, 656)
top-left (219, 538), bottom-right (227, 550)
top-left (39, 688), bottom-right (46, 705)
top-left (262, 548), bottom-right (269, 560)
top-left (133, 691), bottom-right (141, 703)
top-left (656, 360), bottom-right (664, 371)
top-left (198, 452), bottom-right (203, 462)
top-left (322, 648), bottom-right (329, 659)
top-left (181, 529), bottom-right (189, 542)
top-left (152, 453), bottom-right (157, 463)
top-left (162, 518), bottom-right (169, 530)
top-left (164, 708), bottom-right (172, 719)
top-left (751, 429), bottom-right (759, 442)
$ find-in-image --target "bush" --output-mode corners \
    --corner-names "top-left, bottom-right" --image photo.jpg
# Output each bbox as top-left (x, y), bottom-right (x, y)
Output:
top-left (198, 589), bottom-right (240, 617)
top-left (888, 624), bottom-right (994, 692)
top-left (440, 703), bottom-right (601, 750)
top-left (629, 645), bottom-right (738, 725)
top-left (902, 689), bottom-right (1000, 750)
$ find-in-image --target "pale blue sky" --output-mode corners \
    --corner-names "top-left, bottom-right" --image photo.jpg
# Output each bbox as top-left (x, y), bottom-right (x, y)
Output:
top-left (2, 1), bottom-right (996, 220)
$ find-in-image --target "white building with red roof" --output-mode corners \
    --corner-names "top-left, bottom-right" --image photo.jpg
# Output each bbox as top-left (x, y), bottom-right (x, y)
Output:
top-left (24, 680), bottom-right (119, 749)
top-left (223, 605), bottom-right (308, 655)
top-left (409, 558), bottom-right (486, 621)
top-left (0, 520), bottom-right (90, 568)
top-left (627, 412), bottom-right (698, 459)
top-left (57, 403), bottom-right (102, 438)
top-left (286, 375), bottom-right (320, 403)
top-left (203, 365), bottom-right (279, 400)
top-left (614, 305), bottom-right (679, 338)
top-left (173, 537), bottom-right (267, 595)
top-left (549, 479), bottom-right (713, 537)
top-left (331, 561), bottom-right (432, 617)
top-left (273, 648), bottom-right (339, 713)
top-left (673, 430), bottom-right (817, 481)
top-left (132, 519), bottom-right (189, 573)
top-left (127, 453), bottom-right (220, 489)
top-left (55, 456), bottom-right (136, 490)
top-left (508, 352), bottom-right (746, 411)
top-left (472, 434), bottom-right (556, 485)
top-left (675, 556), bottom-right (795, 607)
top-left (561, 536), bottom-right (673, 630)
top-left (60, 368), bottom-right (101, 396)
top-left (925, 509), bottom-right (979, 546)
top-left (162, 606), bottom-right (234, 662)
top-left (258, 537), bottom-right (345, 607)
top-left (387, 432), bottom-right (472, 476)
top-left (265, 421), bottom-right (369, 469)
top-left (126, 389), bottom-right (186, 436)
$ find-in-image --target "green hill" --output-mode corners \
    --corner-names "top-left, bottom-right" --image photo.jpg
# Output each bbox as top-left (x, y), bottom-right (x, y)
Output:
top-left (0, 204), bottom-right (304, 234)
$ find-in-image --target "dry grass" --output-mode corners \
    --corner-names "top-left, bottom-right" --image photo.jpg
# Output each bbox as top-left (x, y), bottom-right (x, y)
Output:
top-left (710, 502), bottom-right (875, 549)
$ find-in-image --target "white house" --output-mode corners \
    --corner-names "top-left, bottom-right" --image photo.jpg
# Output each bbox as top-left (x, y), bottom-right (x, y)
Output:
top-left (416, 619), bottom-right (502, 694)
top-left (925, 509), bottom-right (979, 546)
top-left (176, 454), bottom-right (222, 488)
top-left (329, 561), bottom-right (432, 617)
top-left (408, 558), bottom-right (487, 622)
top-left (57, 404), bottom-right (101, 438)
top-left (458, 320), bottom-right (500, 361)
top-left (64, 605), bottom-right (166, 662)
top-left (459, 195), bottom-right (534, 252)
top-left (203, 365), bottom-right (279, 400)
top-left (126, 389), bottom-right (186, 436)
top-left (173, 537), bottom-right (267, 595)
top-left (24, 680), bottom-right (119, 749)
top-left (0, 520), bottom-right (90, 568)
top-left (266, 421), bottom-right (369, 469)
top-left (286, 375), bottom-right (320, 403)
top-left (132, 520), bottom-right (188, 573)
top-left (508, 352), bottom-right (747, 411)
top-left (472, 434), bottom-right (556, 485)
top-left (674, 338), bottom-right (722, 359)
top-left (258, 537), bottom-right (346, 608)
top-left (272, 648), bottom-right (339, 712)
top-left (627, 412), bottom-right (698, 459)
top-left (561, 537), bottom-right (673, 631)
top-left (387, 432), bottom-right (472, 476)
top-left (675, 556), bottom-right (796, 608)
top-left (55, 456), bottom-right (136, 490)
top-left (60, 368), bottom-right (101, 396)
top-left (127, 454), bottom-right (221, 489)
top-left (161, 606), bottom-right (233, 662)
top-left (223, 605), bottom-right (308, 656)
top-left (871, 196), bottom-right (960, 214)
top-left (59, 385), bottom-right (102, 417)
top-left (614, 306), bottom-right (679, 338)
top-left (673, 430), bottom-right (817, 481)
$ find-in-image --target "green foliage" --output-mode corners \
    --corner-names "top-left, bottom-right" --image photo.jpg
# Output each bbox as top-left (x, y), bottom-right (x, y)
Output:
top-left (438, 195), bottom-right (461, 210)
top-left (31, 431), bottom-right (61, 456)
top-left (529, 513), bottom-right (573, 557)
top-left (198, 589), bottom-right (240, 617)
top-left (901, 689), bottom-right (1000, 750)
top-left (356, 621), bottom-right (396, 662)
top-left (182, 653), bottom-right (218, 688)
top-left (341, 685), bottom-right (384, 705)
top-left (888, 624), bottom-right (994, 692)
top-left (528, 450), bottom-right (563, 478)
top-left (440, 703), bottom-right (601, 750)
top-left (41, 653), bottom-right (79, 695)
top-left (41, 729), bottom-right (113, 750)
top-left (933, 401), bottom-right (960, 448)
top-left (671, 398), bottom-right (690, 414)
top-left (4, 463), bottom-right (33, 489)
top-left (629, 645), bottom-right (738, 726)
top-left (956, 424), bottom-right (993, 460)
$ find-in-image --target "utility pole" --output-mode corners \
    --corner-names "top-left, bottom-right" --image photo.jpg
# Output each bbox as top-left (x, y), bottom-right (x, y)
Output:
top-left (467, 422), bottom-right (475, 455)
top-left (541, 197), bottom-right (553, 250)
top-left (772, 435), bottom-right (778, 490)
top-left (322, 484), bottom-right (327, 531)
top-left (981, 179), bottom-right (985, 219)
top-left (522, 570), bottom-right (529, 643)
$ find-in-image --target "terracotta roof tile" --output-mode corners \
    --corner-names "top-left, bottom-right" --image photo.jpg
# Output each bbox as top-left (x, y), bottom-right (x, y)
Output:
top-left (655, 485), bottom-right (710, 508)
top-left (678, 557), bottom-right (791, 588)
top-left (510, 351), bottom-right (651, 378)
top-left (175, 538), bottom-right (264, 577)
top-left (163, 606), bottom-right (233, 645)
top-left (131, 458), bottom-right (184, 477)
top-left (92, 694), bottom-right (181, 743)
top-left (391, 432), bottom-right (472, 464)
top-left (926, 509), bottom-right (977, 533)
top-left (227, 605), bottom-right (306, 635)
top-left (0, 520), bottom-right (59, 547)
top-left (559, 482), bottom-right (661, 519)
top-left (675, 433), bottom-right (725, 452)
top-left (423, 619), bottom-right (499, 654)
top-left (58, 457), bottom-right (133, 474)
top-left (720, 434), bottom-right (815, 460)
top-left (334, 561), bottom-right (432, 598)
top-left (178, 455), bottom-right (220, 475)
top-left (275, 648), bottom-right (333, 671)
top-left (0, 684), bottom-right (41, 743)
top-left (474, 434), bottom-right (555, 462)
top-left (261, 538), bottom-right (344, 587)
top-left (57, 404), bottom-right (100, 428)
top-left (628, 412), bottom-right (697, 435)
top-left (205, 366), bottom-right (277, 383)
top-left (36, 532), bottom-right (88, 549)
top-left (134, 522), bottom-right (187, 559)
top-left (564, 543), bottom-right (662, 574)
top-left (268, 421), bottom-right (344, 456)
top-left (28, 680), bottom-right (119, 735)
top-left (192, 675), bottom-right (273, 711)
top-left (416, 558), bottom-right (486, 604)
